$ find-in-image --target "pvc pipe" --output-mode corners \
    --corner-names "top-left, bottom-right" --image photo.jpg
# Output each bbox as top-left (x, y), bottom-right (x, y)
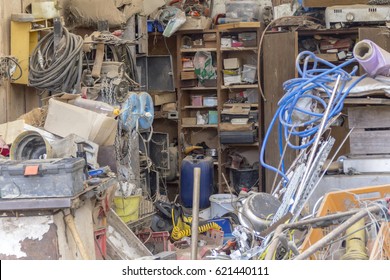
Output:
top-left (191, 167), bottom-right (201, 260)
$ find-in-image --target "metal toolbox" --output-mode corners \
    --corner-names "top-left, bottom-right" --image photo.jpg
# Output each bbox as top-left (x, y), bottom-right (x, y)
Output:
top-left (0, 158), bottom-right (85, 199)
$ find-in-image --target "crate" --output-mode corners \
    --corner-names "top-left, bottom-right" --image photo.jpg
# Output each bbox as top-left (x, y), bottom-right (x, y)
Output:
top-left (137, 230), bottom-right (170, 254)
top-left (348, 107), bottom-right (390, 155)
top-left (300, 185), bottom-right (390, 260)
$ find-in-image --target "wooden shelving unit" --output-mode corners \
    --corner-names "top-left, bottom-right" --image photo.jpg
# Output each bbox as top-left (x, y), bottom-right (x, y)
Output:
top-left (176, 26), bottom-right (264, 193)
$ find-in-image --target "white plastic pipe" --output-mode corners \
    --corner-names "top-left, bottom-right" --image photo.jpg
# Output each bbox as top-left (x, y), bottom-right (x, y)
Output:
top-left (191, 167), bottom-right (201, 260)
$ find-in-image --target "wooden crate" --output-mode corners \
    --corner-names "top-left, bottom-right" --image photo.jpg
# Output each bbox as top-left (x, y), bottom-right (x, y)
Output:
top-left (348, 106), bottom-right (390, 155)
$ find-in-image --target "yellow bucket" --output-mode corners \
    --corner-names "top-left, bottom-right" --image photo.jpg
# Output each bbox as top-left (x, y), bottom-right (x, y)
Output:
top-left (113, 195), bottom-right (141, 223)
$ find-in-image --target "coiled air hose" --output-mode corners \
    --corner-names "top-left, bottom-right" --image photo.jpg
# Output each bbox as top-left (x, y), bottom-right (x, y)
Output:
top-left (29, 27), bottom-right (83, 93)
top-left (170, 208), bottom-right (221, 241)
top-left (260, 51), bottom-right (366, 183)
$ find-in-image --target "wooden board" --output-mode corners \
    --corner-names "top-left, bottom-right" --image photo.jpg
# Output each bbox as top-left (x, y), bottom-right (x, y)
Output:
top-left (216, 22), bottom-right (261, 30)
top-left (263, 31), bottom-right (297, 193)
top-left (350, 129), bottom-right (390, 155)
top-left (302, 0), bottom-right (369, 7)
top-left (348, 106), bottom-right (390, 129)
top-left (359, 27), bottom-right (390, 76)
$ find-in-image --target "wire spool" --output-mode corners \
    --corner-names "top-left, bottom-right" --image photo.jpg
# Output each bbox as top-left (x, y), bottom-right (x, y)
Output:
top-left (10, 131), bottom-right (52, 160)
top-left (138, 92), bottom-right (154, 130)
top-left (121, 93), bottom-right (140, 132)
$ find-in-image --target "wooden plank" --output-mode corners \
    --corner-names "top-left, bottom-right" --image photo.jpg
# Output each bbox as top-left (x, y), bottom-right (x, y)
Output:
top-left (91, 43), bottom-right (104, 78)
top-left (302, 0), bottom-right (368, 7)
top-left (350, 129), bottom-right (390, 155)
top-left (359, 27), bottom-right (390, 51)
top-left (263, 31), bottom-right (297, 193)
top-left (344, 98), bottom-right (390, 106)
top-left (359, 27), bottom-right (390, 76)
top-left (137, 15), bottom-right (148, 54)
top-left (348, 106), bottom-right (390, 129)
top-left (216, 22), bottom-right (261, 30)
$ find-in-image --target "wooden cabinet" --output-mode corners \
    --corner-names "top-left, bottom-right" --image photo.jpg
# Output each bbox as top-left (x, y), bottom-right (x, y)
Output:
top-left (11, 18), bottom-right (53, 85)
top-left (176, 25), bottom-right (264, 193)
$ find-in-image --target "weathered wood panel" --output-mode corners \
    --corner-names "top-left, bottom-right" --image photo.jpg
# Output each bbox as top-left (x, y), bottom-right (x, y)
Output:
top-left (350, 129), bottom-right (390, 155)
top-left (348, 106), bottom-right (390, 129)
top-left (263, 31), bottom-right (297, 193)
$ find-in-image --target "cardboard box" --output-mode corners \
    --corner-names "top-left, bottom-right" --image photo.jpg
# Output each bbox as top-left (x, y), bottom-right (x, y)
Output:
top-left (153, 92), bottom-right (176, 106)
top-left (181, 71), bottom-right (197, 80)
top-left (316, 53), bottom-right (338, 62)
top-left (0, 120), bottom-right (25, 145)
top-left (224, 75), bottom-right (242, 86)
top-left (162, 102), bottom-right (177, 112)
top-left (44, 99), bottom-right (117, 146)
top-left (204, 41), bottom-right (217, 48)
top-left (221, 38), bottom-right (232, 47)
top-left (224, 58), bottom-right (241, 70)
top-left (203, 33), bottom-right (217, 41)
top-left (179, 16), bottom-right (212, 31)
top-left (182, 118), bottom-right (197, 125)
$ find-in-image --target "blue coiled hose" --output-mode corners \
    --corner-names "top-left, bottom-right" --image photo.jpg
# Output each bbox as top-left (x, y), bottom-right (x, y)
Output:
top-left (260, 51), bottom-right (367, 183)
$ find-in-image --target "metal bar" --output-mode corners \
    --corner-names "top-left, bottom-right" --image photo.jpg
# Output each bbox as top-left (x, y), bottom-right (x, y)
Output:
top-left (291, 75), bottom-right (342, 214)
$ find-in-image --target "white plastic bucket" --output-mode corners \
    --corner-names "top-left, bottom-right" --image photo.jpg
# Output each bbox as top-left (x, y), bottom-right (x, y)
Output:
top-left (209, 194), bottom-right (238, 218)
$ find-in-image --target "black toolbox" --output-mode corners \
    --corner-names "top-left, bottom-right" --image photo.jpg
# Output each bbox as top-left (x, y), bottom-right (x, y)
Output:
top-left (0, 158), bottom-right (85, 199)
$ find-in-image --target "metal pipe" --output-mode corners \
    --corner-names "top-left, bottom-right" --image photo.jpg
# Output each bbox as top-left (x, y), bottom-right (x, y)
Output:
top-left (191, 167), bottom-right (201, 260)
top-left (295, 205), bottom-right (381, 260)
top-left (291, 75), bottom-right (342, 215)
top-left (264, 207), bottom-right (370, 260)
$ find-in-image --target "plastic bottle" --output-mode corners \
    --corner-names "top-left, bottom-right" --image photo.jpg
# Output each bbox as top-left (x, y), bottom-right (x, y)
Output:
top-left (71, 97), bottom-right (120, 117)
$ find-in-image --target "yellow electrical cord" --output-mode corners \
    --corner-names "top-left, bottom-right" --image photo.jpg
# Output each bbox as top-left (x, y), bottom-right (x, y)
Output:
top-left (170, 208), bottom-right (221, 241)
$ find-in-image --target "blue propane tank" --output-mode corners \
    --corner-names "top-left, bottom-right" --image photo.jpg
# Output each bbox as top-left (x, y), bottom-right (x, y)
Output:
top-left (180, 155), bottom-right (214, 208)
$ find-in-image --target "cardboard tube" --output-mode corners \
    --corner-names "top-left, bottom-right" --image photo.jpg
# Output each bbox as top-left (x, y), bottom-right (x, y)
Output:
top-left (191, 167), bottom-right (201, 260)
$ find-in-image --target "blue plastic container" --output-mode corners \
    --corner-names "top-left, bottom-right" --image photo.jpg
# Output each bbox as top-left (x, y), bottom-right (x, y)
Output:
top-left (180, 155), bottom-right (214, 208)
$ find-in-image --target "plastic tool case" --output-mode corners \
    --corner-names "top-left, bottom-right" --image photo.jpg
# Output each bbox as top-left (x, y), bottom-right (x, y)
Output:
top-left (0, 158), bottom-right (85, 199)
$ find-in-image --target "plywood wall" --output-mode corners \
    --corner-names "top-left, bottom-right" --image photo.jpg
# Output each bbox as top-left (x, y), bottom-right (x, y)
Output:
top-left (0, 0), bottom-right (41, 124)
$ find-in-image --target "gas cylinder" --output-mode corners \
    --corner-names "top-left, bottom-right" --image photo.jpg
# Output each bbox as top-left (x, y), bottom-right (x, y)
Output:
top-left (180, 155), bottom-right (214, 208)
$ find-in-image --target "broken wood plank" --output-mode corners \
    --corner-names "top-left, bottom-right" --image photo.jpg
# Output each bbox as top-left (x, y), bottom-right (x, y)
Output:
top-left (348, 106), bottom-right (390, 129)
top-left (350, 129), bottom-right (390, 155)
